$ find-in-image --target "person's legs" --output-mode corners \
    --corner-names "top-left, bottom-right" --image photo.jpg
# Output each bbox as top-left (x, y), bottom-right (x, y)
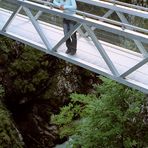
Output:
top-left (63, 18), bottom-right (71, 54)
top-left (63, 19), bottom-right (77, 55)
top-left (69, 21), bottom-right (77, 55)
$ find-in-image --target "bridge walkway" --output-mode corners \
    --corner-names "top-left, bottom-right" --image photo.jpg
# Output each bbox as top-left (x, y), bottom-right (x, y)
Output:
top-left (0, 0), bottom-right (148, 93)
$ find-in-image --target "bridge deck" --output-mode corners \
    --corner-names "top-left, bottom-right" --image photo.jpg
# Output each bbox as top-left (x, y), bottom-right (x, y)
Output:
top-left (0, 8), bottom-right (148, 93)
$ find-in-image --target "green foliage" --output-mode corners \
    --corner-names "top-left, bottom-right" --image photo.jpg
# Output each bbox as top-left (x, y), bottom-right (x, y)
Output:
top-left (52, 76), bottom-right (147, 148)
top-left (9, 46), bottom-right (43, 74)
top-left (0, 102), bottom-right (24, 148)
top-left (7, 44), bottom-right (50, 94)
top-left (0, 36), bottom-right (11, 52)
top-left (0, 36), bottom-right (62, 148)
top-left (0, 85), bottom-right (23, 147)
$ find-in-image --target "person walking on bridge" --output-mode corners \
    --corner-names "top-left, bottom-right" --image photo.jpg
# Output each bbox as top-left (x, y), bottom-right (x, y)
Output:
top-left (53, 0), bottom-right (77, 55)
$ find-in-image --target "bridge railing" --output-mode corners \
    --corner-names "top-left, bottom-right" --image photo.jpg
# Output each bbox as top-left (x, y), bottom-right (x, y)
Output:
top-left (0, 0), bottom-right (147, 49)
top-left (0, 0), bottom-right (148, 92)
top-left (22, 0), bottom-right (148, 50)
top-left (24, 0), bottom-right (148, 53)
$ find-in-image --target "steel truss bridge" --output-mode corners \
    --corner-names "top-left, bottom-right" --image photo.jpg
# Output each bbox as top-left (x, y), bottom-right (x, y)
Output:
top-left (0, 0), bottom-right (148, 93)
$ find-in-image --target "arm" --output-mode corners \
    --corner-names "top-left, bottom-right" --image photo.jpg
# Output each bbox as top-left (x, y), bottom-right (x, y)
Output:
top-left (64, 0), bottom-right (77, 10)
top-left (53, 0), bottom-right (61, 8)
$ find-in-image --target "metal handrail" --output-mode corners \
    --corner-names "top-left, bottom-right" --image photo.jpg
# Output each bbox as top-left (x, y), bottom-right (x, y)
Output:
top-left (0, 0), bottom-right (148, 93)
top-left (100, 0), bottom-right (148, 11)
top-left (22, 0), bottom-right (148, 35)
top-left (77, 0), bottom-right (148, 19)
top-left (1, 0), bottom-right (147, 36)
top-left (76, 10), bottom-right (148, 34)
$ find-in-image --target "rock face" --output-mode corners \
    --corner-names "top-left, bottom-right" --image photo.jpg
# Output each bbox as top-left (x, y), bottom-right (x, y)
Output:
top-left (0, 37), bottom-right (99, 148)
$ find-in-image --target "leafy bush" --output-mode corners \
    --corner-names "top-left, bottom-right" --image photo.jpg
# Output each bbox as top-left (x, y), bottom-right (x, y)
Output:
top-left (0, 85), bottom-right (24, 148)
top-left (0, 103), bottom-right (24, 148)
top-left (52, 77), bottom-right (148, 148)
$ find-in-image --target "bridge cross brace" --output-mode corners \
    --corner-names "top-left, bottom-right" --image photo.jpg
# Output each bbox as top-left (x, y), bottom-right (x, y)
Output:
top-left (83, 24), bottom-right (120, 77)
top-left (82, 7), bottom-right (148, 79)
top-left (2, 0), bottom-right (147, 80)
top-left (1, 5), bottom-right (22, 32)
top-left (0, 0), bottom-right (148, 93)
top-left (22, 6), bottom-right (52, 51)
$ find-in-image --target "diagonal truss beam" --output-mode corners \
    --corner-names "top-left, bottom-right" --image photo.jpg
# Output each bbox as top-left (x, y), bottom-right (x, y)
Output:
top-left (2, 5), bottom-right (22, 32)
top-left (0, 0), bottom-right (147, 93)
top-left (77, 0), bottom-right (148, 18)
top-left (102, 10), bottom-right (114, 19)
top-left (120, 57), bottom-right (148, 78)
top-left (88, 8), bottom-right (148, 59)
top-left (84, 10), bottom-right (114, 37)
top-left (34, 2), bottom-right (49, 19)
top-left (83, 24), bottom-right (119, 76)
top-left (116, 12), bottom-right (148, 57)
top-left (17, 0), bottom-right (148, 44)
top-left (34, 10), bottom-right (43, 20)
top-left (100, 9), bottom-right (148, 78)
top-left (23, 6), bottom-right (52, 51)
top-left (51, 23), bottom-right (82, 52)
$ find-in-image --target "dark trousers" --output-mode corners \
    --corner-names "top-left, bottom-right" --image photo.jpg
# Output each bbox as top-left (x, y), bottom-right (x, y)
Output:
top-left (63, 18), bottom-right (77, 52)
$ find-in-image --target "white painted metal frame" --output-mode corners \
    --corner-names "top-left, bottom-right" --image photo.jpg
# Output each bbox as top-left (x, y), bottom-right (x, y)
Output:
top-left (52, 23), bottom-right (82, 52)
top-left (116, 12), bottom-right (148, 57)
top-left (78, 0), bottom-right (148, 18)
top-left (83, 24), bottom-right (119, 76)
top-left (85, 4), bottom-right (148, 80)
top-left (0, 0), bottom-right (148, 93)
top-left (23, 6), bottom-right (52, 51)
top-left (80, 1), bottom-right (148, 58)
top-left (78, 0), bottom-right (148, 81)
top-left (2, 5), bottom-right (22, 32)
top-left (15, 0), bottom-right (148, 42)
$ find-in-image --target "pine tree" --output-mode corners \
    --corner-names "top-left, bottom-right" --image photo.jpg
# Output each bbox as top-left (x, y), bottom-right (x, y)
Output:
top-left (52, 77), bottom-right (148, 148)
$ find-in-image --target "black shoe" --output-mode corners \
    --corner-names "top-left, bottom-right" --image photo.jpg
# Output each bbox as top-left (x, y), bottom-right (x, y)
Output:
top-left (65, 49), bottom-right (71, 54)
top-left (70, 50), bottom-right (76, 55)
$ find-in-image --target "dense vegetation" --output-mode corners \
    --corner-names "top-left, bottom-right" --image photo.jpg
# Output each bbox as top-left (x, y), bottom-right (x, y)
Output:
top-left (0, 0), bottom-right (148, 147)
top-left (0, 35), bottom-right (99, 147)
top-left (0, 85), bottom-right (24, 147)
top-left (52, 77), bottom-right (148, 148)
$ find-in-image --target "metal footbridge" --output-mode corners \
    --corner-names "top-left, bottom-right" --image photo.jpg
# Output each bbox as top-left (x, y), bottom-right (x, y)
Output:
top-left (0, 0), bottom-right (148, 94)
